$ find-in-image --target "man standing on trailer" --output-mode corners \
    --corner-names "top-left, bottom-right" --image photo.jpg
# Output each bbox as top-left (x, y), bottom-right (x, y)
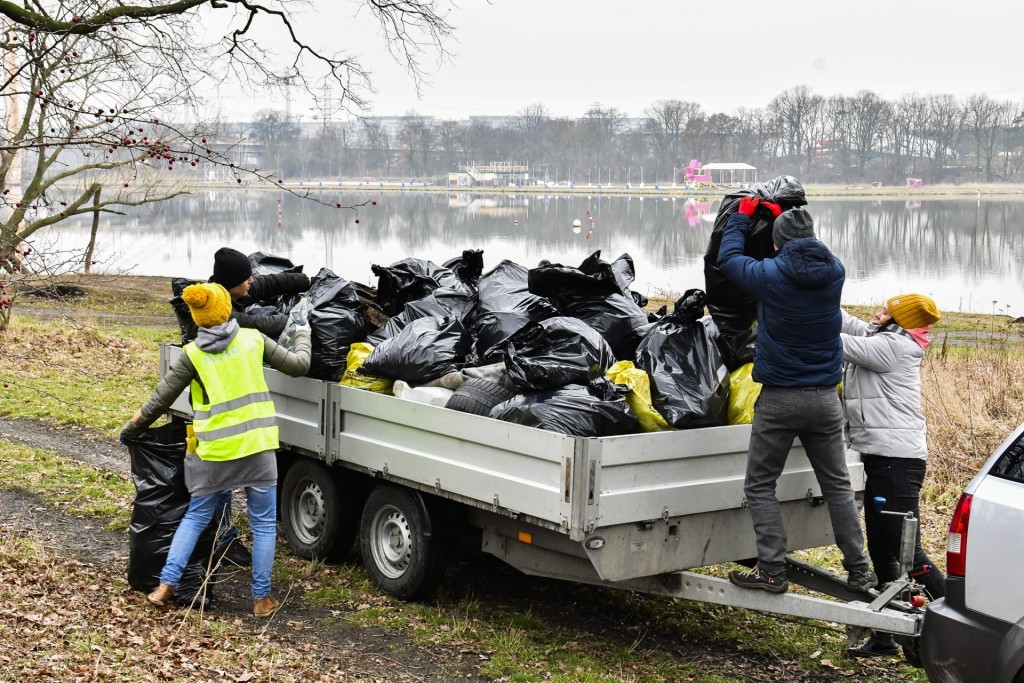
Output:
top-left (717, 197), bottom-right (876, 595)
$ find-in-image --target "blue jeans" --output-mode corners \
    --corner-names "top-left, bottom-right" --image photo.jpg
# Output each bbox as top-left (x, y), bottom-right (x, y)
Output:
top-left (862, 455), bottom-right (945, 598)
top-left (745, 386), bottom-right (870, 576)
top-left (160, 486), bottom-right (277, 599)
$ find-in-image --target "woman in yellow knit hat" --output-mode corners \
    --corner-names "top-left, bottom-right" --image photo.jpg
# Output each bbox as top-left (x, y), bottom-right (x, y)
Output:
top-left (120, 282), bottom-right (311, 618)
top-left (839, 293), bottom-right (943, 658)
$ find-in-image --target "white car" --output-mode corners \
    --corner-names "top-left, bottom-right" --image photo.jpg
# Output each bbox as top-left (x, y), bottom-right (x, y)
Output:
top-left (921, 423), bottom-right (1024, 682)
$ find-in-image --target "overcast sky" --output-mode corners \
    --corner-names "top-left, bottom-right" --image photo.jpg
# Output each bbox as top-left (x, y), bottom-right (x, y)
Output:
top-left (212, 0), bottom-right (1024, 122)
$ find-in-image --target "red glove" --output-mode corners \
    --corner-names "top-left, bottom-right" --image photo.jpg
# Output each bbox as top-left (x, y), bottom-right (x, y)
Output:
top-left (737, 196), bottom-right (760, 216)
top-left (762, 201), bottom-right (782, 218)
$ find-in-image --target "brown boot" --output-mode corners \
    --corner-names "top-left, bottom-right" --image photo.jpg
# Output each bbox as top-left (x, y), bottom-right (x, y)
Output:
top-left (147, 583), bottom-right (175, 607)
top-left (253, 595), bottom-right (280, 618)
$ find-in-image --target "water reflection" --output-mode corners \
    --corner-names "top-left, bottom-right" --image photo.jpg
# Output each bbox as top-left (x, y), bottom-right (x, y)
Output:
top-left (44, 192), bottom-right (1024, 315)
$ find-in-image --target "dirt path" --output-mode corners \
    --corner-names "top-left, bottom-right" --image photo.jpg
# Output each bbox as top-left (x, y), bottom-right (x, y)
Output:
top-left (0, 418), bottom-right (918, 682)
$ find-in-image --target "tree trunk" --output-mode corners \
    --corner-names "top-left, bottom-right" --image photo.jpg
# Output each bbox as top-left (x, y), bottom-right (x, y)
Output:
top-left (83, 186), bottom-right (101, 274)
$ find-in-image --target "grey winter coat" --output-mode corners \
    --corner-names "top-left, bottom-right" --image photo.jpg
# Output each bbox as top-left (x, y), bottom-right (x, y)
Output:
top-left (840, 309), bottom-right (928, 459)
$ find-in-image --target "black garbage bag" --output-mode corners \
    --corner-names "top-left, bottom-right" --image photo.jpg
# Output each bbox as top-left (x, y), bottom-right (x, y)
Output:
top-left (126, 421), bottom-right (218, 609)
top-left (361, 315), bottom-right (473, 385)
top-left (703, 175), bottom-right (805, 369)
top-left (580, 250), bottom-right (649, 307)
top-left (443, 249), bottom-right (485, 287)
top-left (635, 289), bottom-right (730, 429)
top-left (306, 268), bottom-right (369, 381)
top-left (490, 378), bottom-right (640, 436)
top-left (471, 260), bottom-right (558, 362)
top-left (503, 316), bottom-right (615, 392)
top-left (248, 251), bottom-right (303, 276)
top-left (366, 313), bottom-right (407, 346)
top-left (367, 287), bottom-right (478, 346)
top-left (529, 252), bottom-right (650, 361)
top-left (371, 258), bottom-right (471, 317)
top-left (405, 287), bottom-right (478, 323)
top-left (170, 278), bottom-right (202, 345)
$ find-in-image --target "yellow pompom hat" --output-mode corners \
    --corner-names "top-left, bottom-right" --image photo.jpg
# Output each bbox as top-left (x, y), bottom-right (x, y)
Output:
top-left (182, 282), bottom-right (233, 328)
top-left (887, 293), bottom-right (941, 329)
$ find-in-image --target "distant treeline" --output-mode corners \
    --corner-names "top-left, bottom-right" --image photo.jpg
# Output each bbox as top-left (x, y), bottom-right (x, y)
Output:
top-left (236, 86), bottom-right (1024, 185)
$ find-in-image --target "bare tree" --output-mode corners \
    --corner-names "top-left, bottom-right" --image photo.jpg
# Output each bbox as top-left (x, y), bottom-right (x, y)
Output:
top-left (0, 0), bottom-right (456, 331)
top-left (768, 85), bottom-right (824, 173)
top-left (966, 94), bottom-right (1012, 181)
top-left (397, 110), bottom-right (434, 175)
top-left (643, 99), bottom-right (701, 173)
top-left (925, 94), bottom-right (966, 180)
top-left (847, 90), bottom-right (890, 178)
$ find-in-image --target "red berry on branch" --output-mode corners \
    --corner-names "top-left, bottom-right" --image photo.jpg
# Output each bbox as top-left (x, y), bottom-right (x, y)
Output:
top-left (28, 34), bottom-right (35, 42)
top-left (123, 183), bottom-right (129, 188)
top-left (336, 203), bottom-right (341, 208)
top-left (201, 138), bottom-right (207, 143)
top-left (371, 200), bottom-right (377, 205)
top-left (354, 218), bottom-right (360, 224)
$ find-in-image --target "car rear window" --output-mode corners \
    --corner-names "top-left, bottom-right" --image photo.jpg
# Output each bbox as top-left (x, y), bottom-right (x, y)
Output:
top-left (990, 434), bottom-right (1024, 484)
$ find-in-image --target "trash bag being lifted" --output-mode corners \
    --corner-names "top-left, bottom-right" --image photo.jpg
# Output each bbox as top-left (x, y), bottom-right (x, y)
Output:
top-left (125, 421), bottom-right (218, 609)
top-left (490, 377), bottom-right (640, 437)
top-left (635, 289), bottom-right (730, 429)
top-left (471, 260), bottom-right (558, 363)
top-left (306, 268), bottom-right (369, 381)
top-left (703, 175), bottom-right (806, 369)
top-left (249, 251), bottom-right (303, 277)
top-left (503, 316), bottom-right (615, 392)
top-left (529, 251), bottom-right (650, 361)
top-left (361, 315), bottom-right (473, 385)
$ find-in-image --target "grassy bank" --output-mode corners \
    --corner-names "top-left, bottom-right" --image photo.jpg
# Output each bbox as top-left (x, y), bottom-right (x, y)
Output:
top-left (3, 277), bottom-right (1023, 681)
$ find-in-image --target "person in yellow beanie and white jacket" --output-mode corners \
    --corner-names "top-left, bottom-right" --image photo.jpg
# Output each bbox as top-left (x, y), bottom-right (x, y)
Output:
top-left (839, 293), bottom-right (945, 658)
top-left (120, 282), bottom-right (311, 618)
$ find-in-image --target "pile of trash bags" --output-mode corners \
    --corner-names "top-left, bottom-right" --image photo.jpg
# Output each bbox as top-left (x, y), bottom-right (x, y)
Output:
top-left (171, 176), bottom-right (821, 437)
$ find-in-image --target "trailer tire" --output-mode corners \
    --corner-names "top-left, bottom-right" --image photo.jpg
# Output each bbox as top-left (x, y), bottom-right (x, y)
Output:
top-left (281, 459), bottom-right (359, 562)
top-left (360, 485), bottom-right (444, 600)
top-left (445, 378), bottom-right (515, 416)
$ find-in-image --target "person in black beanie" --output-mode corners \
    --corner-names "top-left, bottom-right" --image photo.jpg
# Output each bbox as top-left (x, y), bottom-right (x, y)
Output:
top-left (204, 247), bottom-right (311, 568)
top-left (209, 247), bottom-right (311, 339)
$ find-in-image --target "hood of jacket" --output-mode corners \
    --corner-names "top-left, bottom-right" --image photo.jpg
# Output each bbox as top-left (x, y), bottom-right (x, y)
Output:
top-left (195, 319), bottom-right (240, 353)
top-left (774, 237), bottom-right (844, 290)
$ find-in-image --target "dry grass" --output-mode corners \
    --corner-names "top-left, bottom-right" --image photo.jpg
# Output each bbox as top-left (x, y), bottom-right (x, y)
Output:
top-left (922, 346), bottom-right (1024, 495)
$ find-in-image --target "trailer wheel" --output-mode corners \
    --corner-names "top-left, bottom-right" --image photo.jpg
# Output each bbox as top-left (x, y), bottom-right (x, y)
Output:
top-left (281, 459), bottom-right (358, 562)
top-left (445, 378), bottom-right (515, 416)
top-left (896, 635), bottom-right (922, 668)
top-left (359, 485), bottom-right (444, 600)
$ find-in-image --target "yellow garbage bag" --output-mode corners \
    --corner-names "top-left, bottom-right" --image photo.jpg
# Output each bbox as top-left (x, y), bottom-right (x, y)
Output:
top-left (340, 343), bottom-right (394, 394)
top-left (728, 363), bottom-right (761, 425)
top-left (605, 361), bottom-right (673, 432)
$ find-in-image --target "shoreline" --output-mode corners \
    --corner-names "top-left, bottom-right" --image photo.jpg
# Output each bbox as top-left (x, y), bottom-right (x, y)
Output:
top-left (181, 179), bottom-right (1024, 201)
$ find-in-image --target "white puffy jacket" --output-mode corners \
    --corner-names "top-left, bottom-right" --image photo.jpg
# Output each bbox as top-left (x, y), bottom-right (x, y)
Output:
top-left (840, 309), bottom-right (928, 459)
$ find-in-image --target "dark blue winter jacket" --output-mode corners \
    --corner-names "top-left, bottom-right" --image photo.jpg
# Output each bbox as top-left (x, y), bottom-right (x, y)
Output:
top-left (717, 213), bottom-right (844, 388)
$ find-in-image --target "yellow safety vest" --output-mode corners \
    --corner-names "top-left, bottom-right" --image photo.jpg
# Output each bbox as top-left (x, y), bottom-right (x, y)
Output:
top-left (184, 327), bottom-right (279, 461)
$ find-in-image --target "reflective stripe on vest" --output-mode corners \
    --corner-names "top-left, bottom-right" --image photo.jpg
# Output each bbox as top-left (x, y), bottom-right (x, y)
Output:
top-left (184, 327), bottom-right (279, 461)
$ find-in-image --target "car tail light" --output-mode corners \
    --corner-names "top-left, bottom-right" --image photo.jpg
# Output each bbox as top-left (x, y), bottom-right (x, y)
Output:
top-left (946, 493), bottom-right (973, 577)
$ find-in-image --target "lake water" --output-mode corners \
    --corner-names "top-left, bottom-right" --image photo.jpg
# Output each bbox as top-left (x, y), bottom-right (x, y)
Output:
top-left (38, 190), bottom-right (1024, 316)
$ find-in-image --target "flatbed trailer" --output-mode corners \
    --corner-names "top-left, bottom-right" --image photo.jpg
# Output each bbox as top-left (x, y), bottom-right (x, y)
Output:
top-left (160, 344), bottom-right (925, 651)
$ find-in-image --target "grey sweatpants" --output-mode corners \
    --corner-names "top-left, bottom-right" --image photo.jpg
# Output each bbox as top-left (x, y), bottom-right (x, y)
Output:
top-left (745, 385), bottom-right (870, 576)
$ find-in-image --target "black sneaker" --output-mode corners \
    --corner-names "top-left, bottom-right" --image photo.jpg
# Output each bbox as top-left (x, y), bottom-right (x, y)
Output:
top-left (847, 633), bottom-right (899, 658)
top-left (847, 569), bottom-right (878, 593)
top-left (728, 565), bottom-right (789, 594)
top-left (220, 541), bottom-right (252, 568)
